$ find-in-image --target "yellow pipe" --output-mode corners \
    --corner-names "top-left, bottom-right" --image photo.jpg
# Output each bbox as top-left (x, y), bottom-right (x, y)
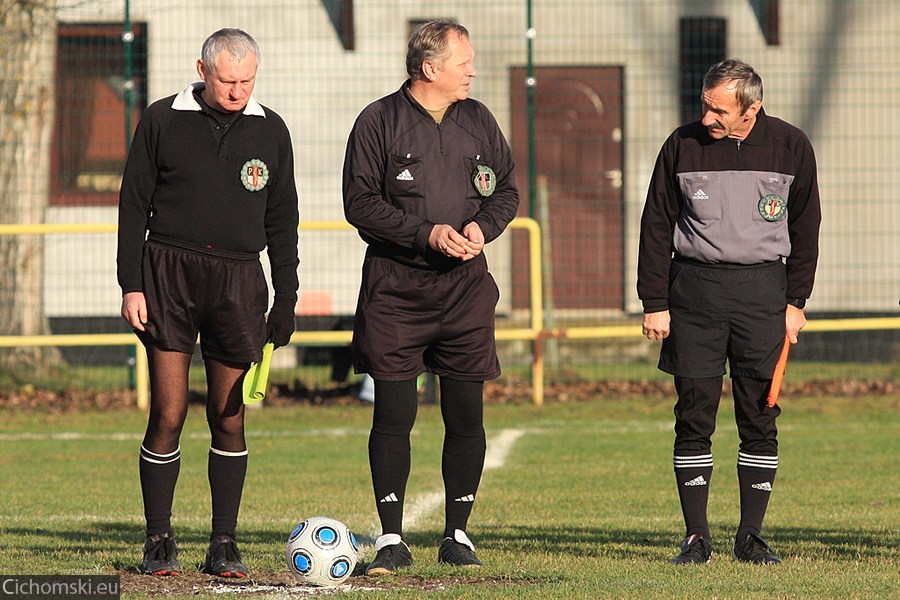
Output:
top-left (545, 325), bottom-right (640, 340)
top-left (291, 331), bottom-right (353, 344)
top-left (0, 333), bottom-right (137, 346)
top-left (804, 317), bottom-right (900, 332)
top-left (509, 218), bottom-right (543, 334)
top-left (507, 218), bottom-right (544, 405)
top-left (543, 316), bottom-right (900, 342)
top-left (495, 328), bottom-right (541, 341)
top-left (0, 221), bottom-right (356, 234)
top-left (2, 220), bottom-right (897, 409)
top-left (298, 221), bottom-right (354, 230)
top-left (0, 224), bottom-right (118, 235)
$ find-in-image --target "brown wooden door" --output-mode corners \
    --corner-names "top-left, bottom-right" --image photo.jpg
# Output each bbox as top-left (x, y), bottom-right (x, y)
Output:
top-left (510, 66), bottom-right (624, 311)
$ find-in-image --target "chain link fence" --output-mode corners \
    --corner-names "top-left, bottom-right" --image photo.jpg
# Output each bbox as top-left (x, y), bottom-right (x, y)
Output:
top-left (1, 0), bottom-right (898, 393)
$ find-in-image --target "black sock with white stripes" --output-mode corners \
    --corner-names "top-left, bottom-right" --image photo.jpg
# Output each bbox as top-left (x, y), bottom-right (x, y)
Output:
top-left (208, 447), bottom-right (248, 539)
top-left (737, 452), bottom-right (778, 541)
top-left (369, 379), bottom-right (418, 537)
top-left (674, 453), bottom-right (713, 540)
top-left (139, 445), bottom-right (181, 537)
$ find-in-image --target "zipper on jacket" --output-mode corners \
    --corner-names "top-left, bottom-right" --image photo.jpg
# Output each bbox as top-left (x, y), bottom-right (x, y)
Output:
top-left (437, 122), bottom-right (445, 155)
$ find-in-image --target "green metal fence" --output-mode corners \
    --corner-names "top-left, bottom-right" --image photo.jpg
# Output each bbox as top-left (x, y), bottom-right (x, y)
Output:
top-left (1, 0), bottom-right (898, 397)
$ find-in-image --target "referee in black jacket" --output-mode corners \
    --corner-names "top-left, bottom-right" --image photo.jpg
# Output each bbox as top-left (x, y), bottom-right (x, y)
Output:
top-left (117, 28), bottom-right (299, 579)
top-left (343, 20), bottom-right (519, 575)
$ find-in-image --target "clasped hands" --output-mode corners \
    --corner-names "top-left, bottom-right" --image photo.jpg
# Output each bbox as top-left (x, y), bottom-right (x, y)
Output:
top-left (429, 222), bottom-right (485, 261)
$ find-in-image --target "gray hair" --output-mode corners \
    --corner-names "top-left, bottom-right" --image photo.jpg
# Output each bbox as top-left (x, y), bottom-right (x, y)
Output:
top-left (702, 58), bottom-right (763, 113)
top-left (201, 28), bottom-right (260, 73)
top-left (406, 20), bottom-right (470, 81)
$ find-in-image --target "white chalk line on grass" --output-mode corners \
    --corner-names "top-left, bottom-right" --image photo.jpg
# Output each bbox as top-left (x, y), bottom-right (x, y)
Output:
top-left (1, 428), bottom-right (524, 523)
top-left (361, 427), bottom-right (526, 543)
top-left (3, 429), bottom-right (526, 598)
top-left (0, 420), bottom-right (675, 443)
top-left (0, 428), bottom-right (371, 442)
top-left (208, 430), bottom-right (528, 597)
top-left (206, 583), bottom-right (381, 596)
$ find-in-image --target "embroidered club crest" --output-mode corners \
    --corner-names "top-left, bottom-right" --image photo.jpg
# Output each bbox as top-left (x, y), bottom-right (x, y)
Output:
top-left (758, 194), bottom-right (787, 222)
top-left (472, 165), bottom-right (496, 197)
top-left (241, 159), bottom-right (269, 192)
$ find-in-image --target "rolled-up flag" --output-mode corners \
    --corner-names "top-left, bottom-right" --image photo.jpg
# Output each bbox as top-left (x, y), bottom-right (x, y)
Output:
top-left (243, 341), bottom-right (274, 404)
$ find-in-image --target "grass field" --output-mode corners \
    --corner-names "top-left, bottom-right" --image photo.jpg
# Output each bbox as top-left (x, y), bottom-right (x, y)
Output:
top-left (0, 393), bottom-right (898, 599)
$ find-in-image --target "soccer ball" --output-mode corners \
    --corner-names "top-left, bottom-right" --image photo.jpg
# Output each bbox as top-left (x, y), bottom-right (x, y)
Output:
top-left (286, 516), bottom-right (359, 586)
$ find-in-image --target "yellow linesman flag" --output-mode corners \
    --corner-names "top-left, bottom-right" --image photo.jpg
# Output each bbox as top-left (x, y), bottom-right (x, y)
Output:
top-left (243, 341), bottom-right (274, 404)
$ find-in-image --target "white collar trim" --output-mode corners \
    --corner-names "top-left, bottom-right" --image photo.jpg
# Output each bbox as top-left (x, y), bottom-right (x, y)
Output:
top-left (171, 82), bottom-right (266, 117)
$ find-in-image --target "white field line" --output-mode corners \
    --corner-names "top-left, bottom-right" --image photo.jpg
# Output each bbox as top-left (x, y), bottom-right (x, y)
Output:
top-left (0, 428), bottom-right (371, 442)
top-left (0, 420), bottom-right (689, 443)
top-left (205, 582), bottom-right (381, 596)
top-left (361, 427), bottom-right (526, 543)
top-left (205, 430), bottom-right (524, 597)
top-left (0, 430), bottom-right (527, 530)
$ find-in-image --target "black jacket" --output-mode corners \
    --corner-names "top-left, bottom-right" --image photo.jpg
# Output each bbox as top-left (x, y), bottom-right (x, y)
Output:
top-left (117, 83), bottom-right (299, 301)
top-left (342, 82), bottom-right (519, 270)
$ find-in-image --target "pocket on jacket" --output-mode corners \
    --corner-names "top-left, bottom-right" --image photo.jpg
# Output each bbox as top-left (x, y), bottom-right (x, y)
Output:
top-left (386, 154), bottom-right (425, 204)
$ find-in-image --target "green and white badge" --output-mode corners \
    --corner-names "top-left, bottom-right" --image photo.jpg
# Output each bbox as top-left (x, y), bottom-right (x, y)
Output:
top-left (758, 194), bottom-right (787, 221)
top-left (241, 158), bottom-right (269, 192)
top-left (472, 165), bottom-right (496, 197)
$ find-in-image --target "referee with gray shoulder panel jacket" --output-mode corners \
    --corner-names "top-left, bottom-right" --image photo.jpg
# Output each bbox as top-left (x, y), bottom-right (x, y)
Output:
top-left (638, 58), bottom-right (821, 566)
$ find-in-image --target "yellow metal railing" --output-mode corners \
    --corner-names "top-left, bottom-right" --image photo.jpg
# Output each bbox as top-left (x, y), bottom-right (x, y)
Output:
top-left (288, 218), bottom-right (546, 404)
top-left (1, 220), bottom-right (899, 409)
top-left (0, 219), bottom-right (546, 408)
top-left (0, 332), bottom-right (151, 405)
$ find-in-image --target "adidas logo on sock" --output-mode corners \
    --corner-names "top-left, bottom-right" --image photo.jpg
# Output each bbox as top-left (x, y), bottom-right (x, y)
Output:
top-left (379, 493), bottom-right (399, 503)
top-left (692, 188), bottom-right (709, 200)
top-left (751, 481), bottom-right (773, 492)
top-left (396, 169), bottom-right (414, 181)
top-left (454, 494), bottom-right (475, 502)
top-left (684, 475), bottom-right (708, 486)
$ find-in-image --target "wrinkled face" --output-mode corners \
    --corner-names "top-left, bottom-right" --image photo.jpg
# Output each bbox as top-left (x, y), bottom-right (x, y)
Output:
top-left (197, 50), bottom-right (257, 113)
top-left (431, 32), bottom-right (477, 103)
top-left (700, 81), bottom-right (760, 140)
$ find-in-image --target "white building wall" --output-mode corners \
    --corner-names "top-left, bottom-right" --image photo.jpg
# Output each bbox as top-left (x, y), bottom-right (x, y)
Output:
top-left (48, 1), bottom-right (900, 317)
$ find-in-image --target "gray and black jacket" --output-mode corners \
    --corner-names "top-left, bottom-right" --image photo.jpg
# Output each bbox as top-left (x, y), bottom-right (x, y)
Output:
top-left (637, 108), bottom-right (821, 313)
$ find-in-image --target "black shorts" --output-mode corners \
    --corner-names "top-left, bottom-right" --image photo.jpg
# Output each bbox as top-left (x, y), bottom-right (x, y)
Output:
top-left (352, 254), bottom-right (501, 381)
top-left (137, 236), bottom-right (268, 363)
top-left (659, 258), bottom-right (786, 379)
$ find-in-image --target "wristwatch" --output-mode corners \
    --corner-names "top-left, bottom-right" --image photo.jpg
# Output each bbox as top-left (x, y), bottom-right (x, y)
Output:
top-left (786, 298), bottom-right (806, 309)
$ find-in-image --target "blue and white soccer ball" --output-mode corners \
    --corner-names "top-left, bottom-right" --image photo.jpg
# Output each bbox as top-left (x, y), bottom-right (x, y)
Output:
top-left (286, 516), bottom-right (359, 587)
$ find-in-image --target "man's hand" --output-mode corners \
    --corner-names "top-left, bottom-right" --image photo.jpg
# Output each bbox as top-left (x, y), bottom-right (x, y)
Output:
top-left (121, 292), bottom-right (148, 331)
top-left (429, 222), bottom-right (484, 261)
top-left (459, 221), bottom-right (485, 260)
top-left (642, 310), bottom-right (670, 342)
top-left (785, 304), bottom-right (807, 344)
top-left (266, 296), bottom-right (297, 349)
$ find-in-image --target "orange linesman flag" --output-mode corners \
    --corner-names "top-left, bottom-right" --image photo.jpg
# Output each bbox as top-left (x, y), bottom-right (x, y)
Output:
top-left (767, 336), bottom-right (792, 408)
